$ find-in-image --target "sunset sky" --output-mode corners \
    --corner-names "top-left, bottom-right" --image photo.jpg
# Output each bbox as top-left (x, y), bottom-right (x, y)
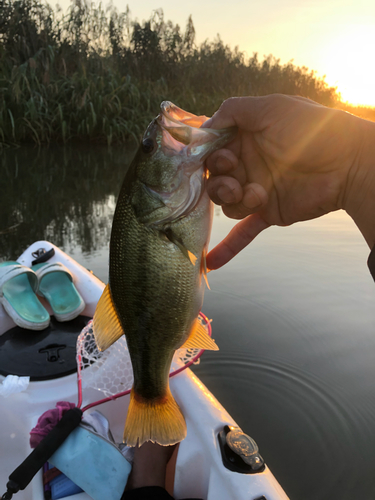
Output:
top-left (59, 0), bottom-right (375, 106)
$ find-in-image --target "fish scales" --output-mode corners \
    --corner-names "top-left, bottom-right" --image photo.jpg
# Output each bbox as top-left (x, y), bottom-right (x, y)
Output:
top-left (93, 101), bottom-right (236, 446)
top-left (110, 197), bottom-right (203, 397)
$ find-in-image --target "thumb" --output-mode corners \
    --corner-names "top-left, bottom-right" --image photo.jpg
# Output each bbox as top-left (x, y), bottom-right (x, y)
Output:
top-left (202, 96), bottom-right (271, 132)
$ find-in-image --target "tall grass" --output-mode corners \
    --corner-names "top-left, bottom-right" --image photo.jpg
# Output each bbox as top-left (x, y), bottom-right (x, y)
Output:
top-left (0, 0), bottom-right (364, 146)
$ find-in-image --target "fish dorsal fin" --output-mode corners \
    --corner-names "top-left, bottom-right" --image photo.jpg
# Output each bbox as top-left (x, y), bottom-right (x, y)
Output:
top-left (164, 228), bottom-right (197, 265)
top-left (180, 318), bottom-right (218, 351)
top-left (200, 248), bottom-right (210, 289)
top-left (93, 284), bottom-right (124, 352)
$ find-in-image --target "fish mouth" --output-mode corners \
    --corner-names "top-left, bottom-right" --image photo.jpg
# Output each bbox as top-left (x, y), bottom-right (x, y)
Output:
top-left (157, 101), bottom-right (237, 161)
top-left (137, 102), bottom-right (237, 226)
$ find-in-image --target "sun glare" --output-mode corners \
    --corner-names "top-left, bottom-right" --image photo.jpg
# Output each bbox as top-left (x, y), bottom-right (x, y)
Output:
top-left (322, 26), bottom-right (375, 107)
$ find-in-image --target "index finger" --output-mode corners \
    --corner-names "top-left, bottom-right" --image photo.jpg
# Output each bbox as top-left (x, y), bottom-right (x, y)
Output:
top-left (207, 213), bottom-right (270, 270)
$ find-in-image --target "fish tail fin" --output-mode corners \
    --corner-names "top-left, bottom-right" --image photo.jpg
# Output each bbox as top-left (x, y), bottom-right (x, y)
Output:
top-left (123, 387), bottom-right (186, 447)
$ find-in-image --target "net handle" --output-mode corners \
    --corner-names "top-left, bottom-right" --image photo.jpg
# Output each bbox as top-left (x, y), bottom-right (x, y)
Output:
top-left (77, 312), bottom-right (212, 412)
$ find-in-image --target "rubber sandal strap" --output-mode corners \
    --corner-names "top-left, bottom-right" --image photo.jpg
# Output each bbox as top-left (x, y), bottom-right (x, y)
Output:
top-left (35, 263), bottom-right (73, 297)
top-left (0, 265), bottom-right (38, 297)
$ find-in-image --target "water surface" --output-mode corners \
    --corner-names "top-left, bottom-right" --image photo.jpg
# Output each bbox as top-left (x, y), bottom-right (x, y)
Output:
top-left (1, 146), bottom-right (375, 499)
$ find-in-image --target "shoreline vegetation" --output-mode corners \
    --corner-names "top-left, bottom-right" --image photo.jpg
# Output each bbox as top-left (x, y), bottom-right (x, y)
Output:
top-left (1, 0), bottom-right (375, 147)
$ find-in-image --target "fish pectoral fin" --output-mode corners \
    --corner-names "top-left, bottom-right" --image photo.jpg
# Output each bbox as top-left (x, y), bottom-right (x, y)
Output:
top-left (123, 387), bottom-right (186, 446)
top-left (164, 228), bottom-right (197, 265)
top-left (200, 248), bottom-right (210, 289)
top-left (180, 318), bottom-right (219, 351)
top-left (93, 284), bottom-right (124, 351)
top-left (187, 250), bottom-right (198, 266)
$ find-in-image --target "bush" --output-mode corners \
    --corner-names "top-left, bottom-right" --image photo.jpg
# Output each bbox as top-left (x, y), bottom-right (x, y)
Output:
top-left (0, 0), bottom-right (359, 146)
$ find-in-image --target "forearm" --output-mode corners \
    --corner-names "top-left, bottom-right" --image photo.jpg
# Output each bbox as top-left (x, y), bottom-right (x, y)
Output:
top-left (126, 453), bottom-right (167, 490)
top-left (343, 117), bottom-right (375, 249)
top-left (125, 442), bottom-right (177, 492)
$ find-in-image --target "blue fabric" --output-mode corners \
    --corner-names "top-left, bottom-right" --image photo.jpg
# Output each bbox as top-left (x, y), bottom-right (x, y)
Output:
top-left (49, 470), bottom-right (83, 500)
top-left (49, 426), bottom-right (132, 500)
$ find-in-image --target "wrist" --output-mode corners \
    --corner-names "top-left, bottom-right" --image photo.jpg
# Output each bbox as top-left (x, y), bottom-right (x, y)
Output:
top-left (126, 442), bottom-right (176, 491)
top-left (342, 117), bottom-right (375, 249)
top-left (127, 457), bottom-right (167, 490)
top-left (128, 463), bottom-right (167, 489)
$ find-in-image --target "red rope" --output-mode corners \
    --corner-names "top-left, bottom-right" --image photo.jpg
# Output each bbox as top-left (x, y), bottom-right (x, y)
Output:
top-left (77, 312), bottom-right (212, 412)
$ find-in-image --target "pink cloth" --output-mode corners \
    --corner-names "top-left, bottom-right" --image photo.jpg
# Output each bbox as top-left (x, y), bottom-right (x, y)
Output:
top-left (29, 401), bottom-right (76, 448)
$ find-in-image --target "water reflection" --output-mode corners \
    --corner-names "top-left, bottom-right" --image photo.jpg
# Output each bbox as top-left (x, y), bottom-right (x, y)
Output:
top-left (195, 212), bottom-right (375, 499)
top-left (0, 145), bottom-right (136, 260)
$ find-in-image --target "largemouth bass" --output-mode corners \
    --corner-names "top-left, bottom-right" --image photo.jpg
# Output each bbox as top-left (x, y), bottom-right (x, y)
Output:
top-left (93, 102), bottom-right (236, 446)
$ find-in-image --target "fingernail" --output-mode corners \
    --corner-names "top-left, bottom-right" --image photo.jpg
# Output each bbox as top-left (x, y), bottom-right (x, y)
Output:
top-left (243, 188), bottom-right (262, 210)
top-left (217, 185), bottom-right (236, 204)
top-left (215, 156), bottom-right (232, 173)
top-left (202, 118), bottom-right (212, 128)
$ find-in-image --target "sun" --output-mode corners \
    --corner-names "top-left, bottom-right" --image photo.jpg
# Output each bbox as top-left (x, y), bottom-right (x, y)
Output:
top-left (321, 25), bottom-right (375, 107)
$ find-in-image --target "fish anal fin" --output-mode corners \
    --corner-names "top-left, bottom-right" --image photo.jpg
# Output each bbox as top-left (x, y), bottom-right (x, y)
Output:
top-left (123, 387), bottom-right (186, 447)
top-left (93, 284), bottom-right (124, 351)
top-left (180, 318), bottom-right (218, 351)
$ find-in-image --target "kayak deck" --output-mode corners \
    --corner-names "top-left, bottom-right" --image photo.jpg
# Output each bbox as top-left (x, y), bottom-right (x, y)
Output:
top-left (0, 241), bottom-right (288, 500)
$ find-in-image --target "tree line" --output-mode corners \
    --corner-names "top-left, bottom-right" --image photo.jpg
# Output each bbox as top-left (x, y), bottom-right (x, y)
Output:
top-left (0, 0), bottom-right (373, 146)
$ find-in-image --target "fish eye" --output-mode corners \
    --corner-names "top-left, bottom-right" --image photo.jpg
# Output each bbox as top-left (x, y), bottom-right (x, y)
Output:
top-left (141, 138), bottom-right (154, 154)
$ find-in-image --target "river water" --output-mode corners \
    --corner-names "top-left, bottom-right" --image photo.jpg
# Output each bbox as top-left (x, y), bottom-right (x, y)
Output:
top-left (1, 145), bottom-right (375, 499)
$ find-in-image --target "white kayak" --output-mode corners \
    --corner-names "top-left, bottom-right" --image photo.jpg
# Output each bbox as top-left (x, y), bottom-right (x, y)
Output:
top-left (0, 241), bottom-right (288, 500)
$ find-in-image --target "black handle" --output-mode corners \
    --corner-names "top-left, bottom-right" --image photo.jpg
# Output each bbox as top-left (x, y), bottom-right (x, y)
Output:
top-left (5, 407), bottom-right (82, 494)
top-left (31, 248), bottom-right (55, 265)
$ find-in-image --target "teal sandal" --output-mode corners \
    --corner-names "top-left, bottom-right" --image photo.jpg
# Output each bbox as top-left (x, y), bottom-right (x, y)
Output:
top-left (33, 262), bottom-right (85, 322)
top-left (0, 262), bottom-right (50, 330)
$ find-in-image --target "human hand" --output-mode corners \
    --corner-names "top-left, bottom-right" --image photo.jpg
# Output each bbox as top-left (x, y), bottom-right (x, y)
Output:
top-left (203, 94), bottom-right (375, 269)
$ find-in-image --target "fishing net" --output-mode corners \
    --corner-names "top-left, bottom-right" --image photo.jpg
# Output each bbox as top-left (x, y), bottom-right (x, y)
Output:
top-left (76, 313), bottom-right (212, 400)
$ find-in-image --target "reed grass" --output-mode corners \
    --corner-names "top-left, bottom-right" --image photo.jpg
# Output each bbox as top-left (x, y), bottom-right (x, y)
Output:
top-left (0, 0), bottom-right (371, 146)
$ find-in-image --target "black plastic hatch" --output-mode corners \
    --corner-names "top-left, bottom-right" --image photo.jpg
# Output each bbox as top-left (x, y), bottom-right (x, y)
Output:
top-left (0, 316), bottom-right (90, 381)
